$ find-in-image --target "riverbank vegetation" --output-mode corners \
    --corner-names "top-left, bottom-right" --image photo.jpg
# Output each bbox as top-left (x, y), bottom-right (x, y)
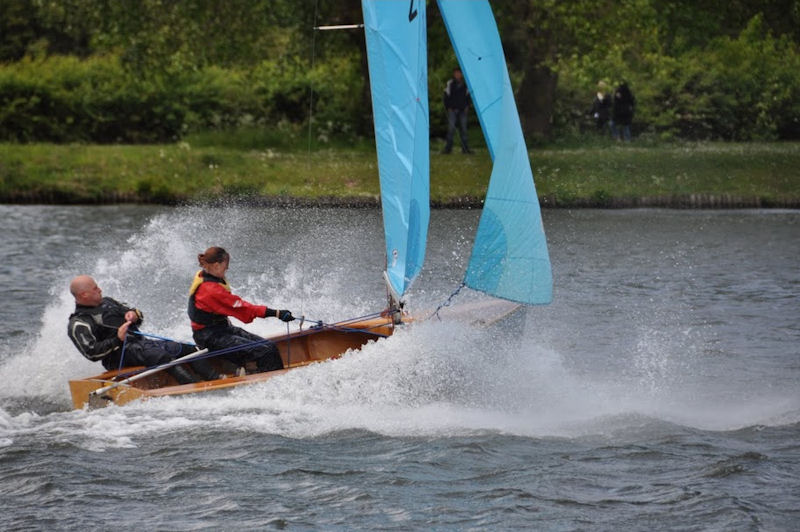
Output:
top-left (1, 2), bottom-right (799, 207)
top-left (2, 2), bottom-right (799, 144)
top-left (2, 139), bottom-right (798, 207)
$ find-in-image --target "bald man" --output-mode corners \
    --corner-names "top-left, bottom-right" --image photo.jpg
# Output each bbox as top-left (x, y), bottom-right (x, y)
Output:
top-left (67, 275), bottom-right (220, 383)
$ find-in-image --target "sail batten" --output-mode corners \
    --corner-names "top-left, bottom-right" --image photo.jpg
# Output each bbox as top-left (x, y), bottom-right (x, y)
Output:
top-left (362, 0), bottom-right (430, 300)
top-left (438, 0), bottom-right (553, 305)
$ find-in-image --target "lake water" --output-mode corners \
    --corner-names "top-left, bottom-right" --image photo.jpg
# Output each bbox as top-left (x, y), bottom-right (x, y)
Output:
top-left (1, 205), bottom-right (798, 530)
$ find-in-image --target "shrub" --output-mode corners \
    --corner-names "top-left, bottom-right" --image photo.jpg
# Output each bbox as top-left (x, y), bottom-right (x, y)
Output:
top-left (0, 55), bottom-right (192, 142)
top-left (3, 16), bottom-right (799, 145)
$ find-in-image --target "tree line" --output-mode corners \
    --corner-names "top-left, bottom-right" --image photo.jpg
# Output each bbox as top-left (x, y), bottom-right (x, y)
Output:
top-left (2, 0), bottom-right (799, 144)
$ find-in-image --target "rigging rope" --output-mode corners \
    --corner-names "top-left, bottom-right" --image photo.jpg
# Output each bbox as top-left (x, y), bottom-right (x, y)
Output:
top-left (113, 337), bottom-right (277, 380)
top-left (130, 329), bottom-right (196, 346)
top-left (98, 322), bottom-right (193, 346)
top-left (427, 281), bottom-right (466, 321)
top-left (118, 335), bottom-right (129, 371)
top-left (289, 312), bottom-right (391, 338)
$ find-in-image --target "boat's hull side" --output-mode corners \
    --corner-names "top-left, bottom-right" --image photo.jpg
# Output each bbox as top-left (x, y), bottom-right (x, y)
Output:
top-left (68, 316), bottom-right (399, 409)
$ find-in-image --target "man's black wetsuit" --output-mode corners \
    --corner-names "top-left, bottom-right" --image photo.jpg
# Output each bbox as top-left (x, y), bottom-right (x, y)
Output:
top-left (68, 297), bottom-right (215, 382)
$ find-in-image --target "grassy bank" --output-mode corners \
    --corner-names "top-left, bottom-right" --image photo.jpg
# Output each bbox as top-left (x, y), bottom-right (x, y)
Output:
top-left (1, 141), bottom-right (799, 207)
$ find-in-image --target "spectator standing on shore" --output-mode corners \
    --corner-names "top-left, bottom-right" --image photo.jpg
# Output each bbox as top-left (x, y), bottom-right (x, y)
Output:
top-left (612, 82), bottom-right (636, 142)
top-left (442, 67), bottom-right (472, 154)
top-left (590, 81), bottom-right (612, 135)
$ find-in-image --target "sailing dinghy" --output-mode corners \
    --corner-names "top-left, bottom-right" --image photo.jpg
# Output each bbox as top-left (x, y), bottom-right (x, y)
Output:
top-left (68, 0), bottom-right (551, 409)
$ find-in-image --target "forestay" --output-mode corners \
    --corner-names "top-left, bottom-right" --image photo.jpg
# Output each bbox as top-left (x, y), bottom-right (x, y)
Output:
top-left (438, 0), bottom-right (553, 305)
top-left (362, 0), bottom-right (430, 302)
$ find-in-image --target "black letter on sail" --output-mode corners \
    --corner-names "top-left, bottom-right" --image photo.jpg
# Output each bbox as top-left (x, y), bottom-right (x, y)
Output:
top-left (408, 0), bottom-right (418, 22)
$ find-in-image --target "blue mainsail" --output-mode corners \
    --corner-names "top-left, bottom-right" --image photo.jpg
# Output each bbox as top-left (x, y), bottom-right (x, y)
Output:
top-left (362, 0), bottom-right (430, 301)
top-left (437, 0), bottom-right (553, 305)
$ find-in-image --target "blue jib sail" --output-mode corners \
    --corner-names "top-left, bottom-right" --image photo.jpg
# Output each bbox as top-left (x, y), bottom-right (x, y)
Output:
top-left (438, 0), bottom-right (553, 305)
top-left (362, 0), bottom-right (430, 301)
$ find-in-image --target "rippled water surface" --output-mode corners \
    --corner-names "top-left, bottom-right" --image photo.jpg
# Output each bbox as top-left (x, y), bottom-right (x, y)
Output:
top-left (1, 205), bottom-right (798, 530)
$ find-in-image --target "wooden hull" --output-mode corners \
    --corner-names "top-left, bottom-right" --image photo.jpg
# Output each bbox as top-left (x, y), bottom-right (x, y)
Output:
top-left (69, 315), bottom-right (400, 409)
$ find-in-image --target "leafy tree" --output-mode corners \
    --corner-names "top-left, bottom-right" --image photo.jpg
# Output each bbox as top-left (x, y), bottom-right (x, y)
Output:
top-left (1, 0), bottom-right (92, 61)
top-left (491, 0), bottom-right (799, 140)
top-left (487, 0), bottom-right (656, 139)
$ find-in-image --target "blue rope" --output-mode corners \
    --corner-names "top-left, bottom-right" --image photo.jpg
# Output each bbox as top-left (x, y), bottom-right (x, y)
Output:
top-left (118, 334), bottom-right (128, 371)
top-left (113, 337), bottom-right (278, 380)
top-left (130, 329), bottom-right (196, 346)
top-left (180, 338), bottom-right (276, 363)
top-left (428, 281), bottom-right (466, 321)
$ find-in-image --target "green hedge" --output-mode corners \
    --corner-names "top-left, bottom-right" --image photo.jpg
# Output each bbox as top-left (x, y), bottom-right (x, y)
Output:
top-left (0, 52), bottom-right (366, 144)
top-left (0, 55), bottom-right (187, 142)
top-left (2, 15), bottom-right (799, 144)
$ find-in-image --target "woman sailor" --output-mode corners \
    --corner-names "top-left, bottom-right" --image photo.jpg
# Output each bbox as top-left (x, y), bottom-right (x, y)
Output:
top-left (188, 246), bottom-right (294, 374)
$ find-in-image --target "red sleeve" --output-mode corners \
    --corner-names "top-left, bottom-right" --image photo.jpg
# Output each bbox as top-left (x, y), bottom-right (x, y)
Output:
top-left (194, 282), bottom-right (268, 324)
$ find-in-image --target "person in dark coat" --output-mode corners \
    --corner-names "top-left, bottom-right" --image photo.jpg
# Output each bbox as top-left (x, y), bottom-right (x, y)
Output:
top-left (590, 81), bottom-right (613, 134)
top-left (67, 275), bottom-right (220, 382)
top-left (612, 82), bottom-right (636, 142)
top-left (442, 67), bottom-right (472, 154)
